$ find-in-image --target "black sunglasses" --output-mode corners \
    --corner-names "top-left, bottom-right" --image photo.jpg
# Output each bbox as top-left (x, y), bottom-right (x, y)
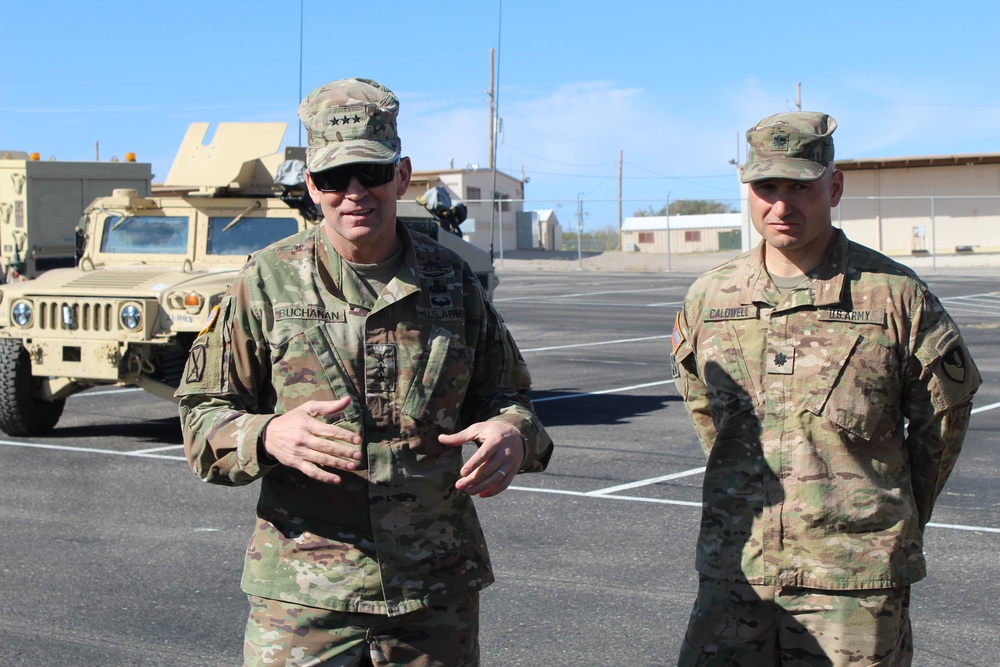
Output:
top-left (310, 158), bottom-right (400, 193)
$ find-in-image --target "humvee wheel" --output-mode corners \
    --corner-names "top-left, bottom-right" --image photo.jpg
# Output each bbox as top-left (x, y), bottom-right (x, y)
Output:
top-left (0, 339), bottom-right (65, 436)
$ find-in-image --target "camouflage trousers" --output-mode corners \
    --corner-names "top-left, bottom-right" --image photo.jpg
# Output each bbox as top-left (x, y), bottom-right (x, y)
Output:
top-left (677, 576), bottom-right (912, 666)
top-left (244, 593), bottom-right (480, 667)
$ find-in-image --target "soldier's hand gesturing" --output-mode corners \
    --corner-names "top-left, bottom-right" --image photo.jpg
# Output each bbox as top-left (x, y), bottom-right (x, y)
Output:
top-left (261, 397), bottom-right (362, 484)
top-left (439, 421), bottom-right (525, 498)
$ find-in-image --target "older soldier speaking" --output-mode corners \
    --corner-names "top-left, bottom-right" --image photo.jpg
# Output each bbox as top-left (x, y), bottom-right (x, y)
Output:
top-left (177, 78), bottom-right (552, 666)
top-left (672, 112), bottom-right (980, 666)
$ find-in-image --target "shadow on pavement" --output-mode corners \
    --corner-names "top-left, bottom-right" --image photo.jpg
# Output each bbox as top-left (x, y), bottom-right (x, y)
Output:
top-left (530, 390), bottom-right (680, 427)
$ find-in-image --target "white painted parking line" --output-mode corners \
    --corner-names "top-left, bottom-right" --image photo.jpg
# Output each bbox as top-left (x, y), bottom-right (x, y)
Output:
top-left (972, 401), bottom-right (1000, 415)
top-left (941, 293), bottom-right (1000, 302)
top-left (522, 335), bottom-right (669, 353)
top-left (70, 387), bottom-right (143, 398)
top-left (939, 293), bottom-right (1000, 317)
top-left (509, 485), bottom-right (701, 508)
top-left (3, 437), bottom-right (995, 534)
top-left (0, 439), bottom-right (186, 461)
top-left (132, 445), bottom-right (185, 454)
top-left (497, 299), bottom-right (680, 309)
top-left (587, 467), bottom-right (706, 496)
top-left (925, 521), bottom-right (1000, 534)
top-left (510, 485), bottom-right (1000, 533)
top-left (495, 286), bottom-right (679, 302)
top-left (532, 380), bottom-right (673, 403)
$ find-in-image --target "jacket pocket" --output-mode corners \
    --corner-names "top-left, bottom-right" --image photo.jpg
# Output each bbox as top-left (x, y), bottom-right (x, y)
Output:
top-left (267, 325), bottom-right (362, 421)
top-left (804, 327), bottom-right (895, 440)
top-left (699, 322), bottom-right (759, 428)
top-left (401, 325), bottom-right (472, 432)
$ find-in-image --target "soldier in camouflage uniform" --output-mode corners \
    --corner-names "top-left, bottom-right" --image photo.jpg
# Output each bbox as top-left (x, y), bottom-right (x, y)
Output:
top-left (177, 78), bottom-right (553, 667)
top-left (672, 112), bottom-right (981, 666)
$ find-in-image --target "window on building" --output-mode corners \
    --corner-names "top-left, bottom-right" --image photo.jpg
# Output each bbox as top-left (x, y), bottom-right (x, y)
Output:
top-left (638, 232), bottom-right (654, 244)
top-left (685, 230), bottom-right (701, 242)
top-left (499, 193), bottom-right (511, 212)
top-left (466, 186), bottom-right (482, 201)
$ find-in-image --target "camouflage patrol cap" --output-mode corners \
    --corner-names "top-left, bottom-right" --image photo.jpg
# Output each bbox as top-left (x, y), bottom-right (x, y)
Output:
top-left (298, 78), bottom-right (401, 172)
top-left (740, 112), bottom-right (836, 183)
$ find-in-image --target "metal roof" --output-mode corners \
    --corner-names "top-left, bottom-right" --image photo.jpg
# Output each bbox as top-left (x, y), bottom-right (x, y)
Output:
top-left (621, 212), bottom-right (741, 231)
top-left (834, 153), bottom-right (1000, 171)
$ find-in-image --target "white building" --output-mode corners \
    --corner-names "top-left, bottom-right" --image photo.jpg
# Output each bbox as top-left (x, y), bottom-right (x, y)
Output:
top-left (740, 153), bottom-right (1000, 257)
top-left (516, 209), bottom-right (563, 250)
top-left (621, 213), bottom-right (742, 254)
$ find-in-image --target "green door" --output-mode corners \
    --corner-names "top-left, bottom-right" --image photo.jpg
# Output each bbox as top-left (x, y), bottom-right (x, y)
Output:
top-left (717, 230), bottom-right (741, 251)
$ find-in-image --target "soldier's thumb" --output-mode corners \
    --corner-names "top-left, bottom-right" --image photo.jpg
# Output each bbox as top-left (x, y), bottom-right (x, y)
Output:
top-left (303, 396), bottom-right (353, 418)
top-left (438, 427), bottom-right (477, 448)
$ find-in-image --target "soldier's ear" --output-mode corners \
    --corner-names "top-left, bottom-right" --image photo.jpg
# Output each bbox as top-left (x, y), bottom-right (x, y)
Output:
top-left (829, 169), bottom-right (845, 207)
top-left (305, 170), bottom-right (323, 204)
top-left (395, 157), bottom-right (412, 197)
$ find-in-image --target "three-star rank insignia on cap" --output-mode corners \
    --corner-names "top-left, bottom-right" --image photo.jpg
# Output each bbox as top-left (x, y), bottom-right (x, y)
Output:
top-left (941, 346), bottom-right (967, 383)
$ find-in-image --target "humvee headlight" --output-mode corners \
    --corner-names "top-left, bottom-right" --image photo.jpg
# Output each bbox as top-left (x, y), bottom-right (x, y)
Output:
top-left (120, 304), bottom-right (142, 330)
top-left (11, 301), bottom-right (32, 327)
top-left (183, 291), bottom-right (204, 314)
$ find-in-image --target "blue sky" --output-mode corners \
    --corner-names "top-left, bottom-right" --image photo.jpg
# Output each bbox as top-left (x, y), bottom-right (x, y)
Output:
top-left (4, 0), bottom-right (1000, 230)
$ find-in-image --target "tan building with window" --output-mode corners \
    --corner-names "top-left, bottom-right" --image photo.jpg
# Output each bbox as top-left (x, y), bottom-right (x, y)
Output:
top-left (404, 168), bottom-right (525, 252)
top-left (740, 153), bottom-right (1000, 258)
top-left (621, 213), bottom-right (742, 254)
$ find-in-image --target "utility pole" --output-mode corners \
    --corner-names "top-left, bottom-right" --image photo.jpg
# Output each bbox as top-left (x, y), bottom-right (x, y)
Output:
top-left (796, 82), bottom-right (802, 111)
top-left (298, 0), bottom-right (304, 146)
top-left (617, 150), bottom-right (623, 231)
top-left (488, 49), bottom-right (495, 174)
top-left (618, 149), bottom-right (623, 252)
top-left (665, 191), bottom-right (672, 272)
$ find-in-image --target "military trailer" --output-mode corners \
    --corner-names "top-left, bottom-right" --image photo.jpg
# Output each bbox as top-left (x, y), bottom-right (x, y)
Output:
top-left (0, 122), bottom-right (496, 436)
top-left (0, 150), bottom-right (152, 282)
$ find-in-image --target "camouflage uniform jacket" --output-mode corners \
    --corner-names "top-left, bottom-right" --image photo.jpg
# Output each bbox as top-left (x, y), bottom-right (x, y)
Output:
top-left (672, 230), bottom-right (980, 590)
top-left (177, 222), bottom-right (553, 616)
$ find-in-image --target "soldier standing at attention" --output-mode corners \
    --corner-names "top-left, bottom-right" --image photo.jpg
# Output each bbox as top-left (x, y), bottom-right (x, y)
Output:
top-left (671, 112), bottom-right (981, 666)
top-left (177, 78), bottom-right (553, 666)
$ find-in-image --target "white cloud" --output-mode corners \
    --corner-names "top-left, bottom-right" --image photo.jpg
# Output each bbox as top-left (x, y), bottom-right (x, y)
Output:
top-left (397, 80), bottom-right (747, 225)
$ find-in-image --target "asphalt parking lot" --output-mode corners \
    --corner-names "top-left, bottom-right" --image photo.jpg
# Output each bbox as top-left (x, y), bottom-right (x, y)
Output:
top-left (1, 265), bottom-right (998, 666)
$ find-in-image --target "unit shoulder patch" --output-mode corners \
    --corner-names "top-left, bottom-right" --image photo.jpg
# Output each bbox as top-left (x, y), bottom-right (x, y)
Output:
top-left (199, 305), bottom-right (221, 337)
top-left (672, 312), bottom-right (685, 355)
top-left (941, 346), bottom-right (967, 383)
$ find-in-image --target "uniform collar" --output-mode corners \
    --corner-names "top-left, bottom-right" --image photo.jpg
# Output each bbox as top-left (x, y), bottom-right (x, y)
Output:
top-left (316, 221), bottom-right (420, 310)
top-left (738, 229), bottom-right (848, 308)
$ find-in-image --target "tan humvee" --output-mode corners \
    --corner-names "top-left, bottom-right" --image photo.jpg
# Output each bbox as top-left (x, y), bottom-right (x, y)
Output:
top-left (0, 122), bottom-right (496, 435)
top-left (0, 151), bottom-right (152, 282)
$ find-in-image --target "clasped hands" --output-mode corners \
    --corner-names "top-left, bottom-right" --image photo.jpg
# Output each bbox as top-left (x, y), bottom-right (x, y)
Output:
top-left (261, 397), bottom-right (524, 497)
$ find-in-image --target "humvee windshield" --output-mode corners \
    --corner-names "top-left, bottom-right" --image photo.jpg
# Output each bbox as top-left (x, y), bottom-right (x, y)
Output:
top-left (207, 216), bottom-right (300, 255)
top-left (100, 216), bottom-right (189, 254)
top-left (97, 215), bottom-right (301, 256)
